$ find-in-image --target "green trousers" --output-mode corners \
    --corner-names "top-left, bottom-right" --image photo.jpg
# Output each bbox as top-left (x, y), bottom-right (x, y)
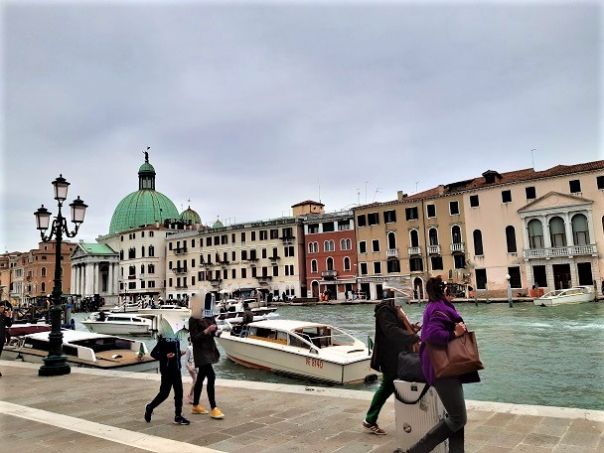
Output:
top-left (365, 372), bottom-right (396, 424)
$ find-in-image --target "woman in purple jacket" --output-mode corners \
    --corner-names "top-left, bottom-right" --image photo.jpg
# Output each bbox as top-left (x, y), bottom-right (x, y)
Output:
top-left (399, 276), bottom-right (479, 453)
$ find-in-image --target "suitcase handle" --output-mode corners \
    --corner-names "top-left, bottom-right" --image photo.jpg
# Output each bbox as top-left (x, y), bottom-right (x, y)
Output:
top-left (393, 382), bottom-right (431, 405)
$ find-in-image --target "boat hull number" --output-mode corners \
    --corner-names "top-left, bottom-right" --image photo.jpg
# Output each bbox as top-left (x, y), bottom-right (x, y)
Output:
top-left (306, 357), bottom-right (324, 368)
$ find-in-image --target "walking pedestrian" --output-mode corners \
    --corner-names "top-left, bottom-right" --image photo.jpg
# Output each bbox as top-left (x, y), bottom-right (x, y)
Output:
top-left (362, 290), bottom-right (420, 435)
top-left (0, 302), bottom-right (13, 377)
top-left (189, 294), bottom-right (224, 419)
top-left (144, 327), bottom-right (190, 425)
top-left (184, 337), bottom-right (197, 404)
top-left (397, 276), bottom-right (480, 453)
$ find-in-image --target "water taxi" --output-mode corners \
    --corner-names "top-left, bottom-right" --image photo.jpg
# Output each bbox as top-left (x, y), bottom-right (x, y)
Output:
top-left (534, 285), bottom-right (596, 307)
top-left (81, 312), bottom-right (154, 336)
top-left (217, 319), bottom-right (377, 384)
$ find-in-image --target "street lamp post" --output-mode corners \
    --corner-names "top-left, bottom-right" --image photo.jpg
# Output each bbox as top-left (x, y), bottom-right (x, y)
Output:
top-left (34, 175), bottom-right (87, 377)
top-left (505, 274), bottom-right (513, 308)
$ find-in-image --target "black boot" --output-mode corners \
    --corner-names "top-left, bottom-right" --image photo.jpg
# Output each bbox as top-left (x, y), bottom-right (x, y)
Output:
top-left (407, 420), bottom-right (453, 453)
top-left (448, 426), bottom-right (464, 453)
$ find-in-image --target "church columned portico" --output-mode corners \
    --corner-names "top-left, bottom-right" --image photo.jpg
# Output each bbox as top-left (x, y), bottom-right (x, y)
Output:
top-left (70, 243), bottom-right (119, 305)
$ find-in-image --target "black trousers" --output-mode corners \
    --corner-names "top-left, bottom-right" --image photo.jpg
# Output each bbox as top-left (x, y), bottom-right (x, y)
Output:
top-left (148, 369), bottom-right (183, 416)
top-left (193, 364), bottom-right (216, 408)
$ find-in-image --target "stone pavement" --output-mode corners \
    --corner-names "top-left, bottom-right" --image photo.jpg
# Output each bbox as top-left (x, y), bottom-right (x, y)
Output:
top-left (1, 361), bottom-right (603, 453)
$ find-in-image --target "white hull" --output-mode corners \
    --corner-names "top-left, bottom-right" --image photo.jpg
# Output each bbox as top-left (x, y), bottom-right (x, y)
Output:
top-left (534, 286), bottom-right (596, 307)
top-left (218, 334), bottom-right (375, 384)
top-left (81, 321), bottom-right (151, 336)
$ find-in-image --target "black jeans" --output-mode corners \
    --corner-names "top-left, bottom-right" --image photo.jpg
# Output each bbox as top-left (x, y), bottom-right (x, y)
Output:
top-left (434, 377), bottom-right (466, 452)
top-left (193, 364), bottom-right (216, 408)
top-left (148, 369), bottom-right (183, 416)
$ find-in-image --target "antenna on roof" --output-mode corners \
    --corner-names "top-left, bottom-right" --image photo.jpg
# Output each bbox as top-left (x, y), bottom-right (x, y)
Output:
top-left (531, 149), bottom-right (536, 169)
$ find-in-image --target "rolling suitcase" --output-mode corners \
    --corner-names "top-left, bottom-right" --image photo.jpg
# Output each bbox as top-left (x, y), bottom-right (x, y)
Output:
top-left (393, 379), bottom-right (448, 453)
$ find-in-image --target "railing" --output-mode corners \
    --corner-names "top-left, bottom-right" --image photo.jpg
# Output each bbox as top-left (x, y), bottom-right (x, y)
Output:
top-left (174, 247), bottom-right (188, 255)
top-left (427, 244), bottom-right (441, 255)
top-left (128, 275), bottom-right (136, 280)
top-left (321, 270), bottom-right (338, 280)
top-left (175, 284), bottom-right (188, 289)
top-left (408, 246), bottom-right (421, 256)
top-left (524, 244), bottom-right (596, 259)
top-left (257, 275), bottom-right (273, 282)
top-left (209, 279), bottom-right (222, 287)
top-left (386, 248), bottom-right (399, 258)
top-left (450, 242), bottom-right (465, 253)
top-left (173, 267), bottom-right (188, 274)
top-left (270, 256), bottom-right (281, 261)
top-left (280, 236), bottom-right (295, 244)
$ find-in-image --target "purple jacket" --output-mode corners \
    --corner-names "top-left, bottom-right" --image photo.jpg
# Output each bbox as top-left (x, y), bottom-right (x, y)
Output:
top-left (419, 299), bottom-right (480, 385)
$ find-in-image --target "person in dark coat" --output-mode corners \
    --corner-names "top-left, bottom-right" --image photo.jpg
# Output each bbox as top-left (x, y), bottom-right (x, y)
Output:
top-left (189, 294), bottom-right (224, 419)
top-left (362, 291), bottom-right (419, 435)
top-left (0, 302), bottom-right (13, 377)
top-left (144, 334), bottom-right (190, 425)
top-left (398, 276), bottom-right (480, 453)
top-left (241, 301), bottom-right (254, 326)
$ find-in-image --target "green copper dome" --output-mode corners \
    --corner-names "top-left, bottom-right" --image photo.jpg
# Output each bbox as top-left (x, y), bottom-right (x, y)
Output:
top-left (180, 206), bottom-right (201, 225)
top-left (138, 162), bottom-right (156, 174)
top-left (109, 190), bottom-right (179, 234)
top-left (212, 218), bottom-right (224, 229)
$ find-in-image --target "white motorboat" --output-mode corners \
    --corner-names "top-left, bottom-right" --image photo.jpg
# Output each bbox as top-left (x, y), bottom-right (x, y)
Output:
top-left (534, 286), bottom-right (596, 307)
top-left (3, 330), bottom-right (157, 372)
top-left (81, 313), bottom-right (154, 336)
top-left (137, 305), bottom-right (191, 335)
top-left (217, 319), bottom-right (378, 385)
top-left (109, 302), bottom-right (141, 313)
top-left (216, 299), bottom-right (278, 323)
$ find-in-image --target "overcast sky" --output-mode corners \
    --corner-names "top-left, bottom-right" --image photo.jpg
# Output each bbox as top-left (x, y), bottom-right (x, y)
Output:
top-left (1, 1), bottom-right (602, 252)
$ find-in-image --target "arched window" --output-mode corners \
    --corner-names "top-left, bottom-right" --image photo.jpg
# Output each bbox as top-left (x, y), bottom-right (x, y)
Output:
top-left (148, 245), bottom-right (155, 257)
top-left (339, 238), bottom-right (352, 250)
top-left (140, 264), bottom-right (145, 274)
top-left (141, 246), bottom-right (145, 257)
top-left (506, 226), bottom-right (517, 253)
top-left (528, 219), bottom-right (544, 249)
top-left (452, 225), bottom-right (462, 244)
top-left (308, 243), bottom-right (314, 253)
top-left (41, 267), bottom-right (46, 277)
top-left (41, 282), bottom-right (46, 293)
top-left (429, 228), bottom-right (439, 245)
top-left (311, 259), bottom-right (318, 273)
top-left (326, 257), bottom-right (334, 271)
top-left (388, 232), bottom-right (396, 250)
top-left (571, 214), bottom-right (589, 245)
top-left (549, 217), bottom-right (566, 247)
top-left (148, 264), bottom-right (155, 274)
top-left (473, 230), bottom-right (483, 255)
top-left (410, 230), bottom-right (419, 247)
top-left (343, 257), bottom-right (351, 271)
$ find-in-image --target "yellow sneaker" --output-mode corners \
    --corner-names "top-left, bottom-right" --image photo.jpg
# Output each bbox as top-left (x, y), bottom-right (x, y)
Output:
top-left (192, 405), bottom-right (208, 415)
top-left (210, 407), bottom-right (224, 419)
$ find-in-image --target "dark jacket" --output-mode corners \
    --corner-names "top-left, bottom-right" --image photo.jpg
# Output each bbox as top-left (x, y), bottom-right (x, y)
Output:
top-left (150, 337), bottom-right (181, 374)
top-left (0, 311), bottom-right (13, 343)
top-left (370, 300), bottom-right (419, 374)
top-left (241, 309), bottom-right (254, 325)
top-left (419, 299), bottom-right (480, 385)
top-left (189, 317), bottom-right (220, 367)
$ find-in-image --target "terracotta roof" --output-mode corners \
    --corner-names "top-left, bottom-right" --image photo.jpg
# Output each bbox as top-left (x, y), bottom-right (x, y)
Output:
top-left (291, 200), bottom-right (324, 208)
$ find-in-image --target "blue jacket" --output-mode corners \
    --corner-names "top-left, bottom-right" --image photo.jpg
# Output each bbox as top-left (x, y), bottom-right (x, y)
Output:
top-left (419, 299), bottom-right (480, 385)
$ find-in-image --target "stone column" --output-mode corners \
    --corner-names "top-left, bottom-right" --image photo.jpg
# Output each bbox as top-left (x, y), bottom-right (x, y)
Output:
top-left (563, 213), bottom-right (573, 248)
top-left (85, 263), bottom-right (93, 296)
top-left (107, 263), bottom-right (113, 295)
top-left (542, 216), bottom-right (552, 249)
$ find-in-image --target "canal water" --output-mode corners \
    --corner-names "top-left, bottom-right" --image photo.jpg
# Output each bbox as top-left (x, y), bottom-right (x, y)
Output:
top-left (73, 301), bottom-right (604, 411)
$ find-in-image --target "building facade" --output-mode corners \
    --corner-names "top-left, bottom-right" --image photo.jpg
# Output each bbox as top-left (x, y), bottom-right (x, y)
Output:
top-left (23, 241), bottom-right (76, 302)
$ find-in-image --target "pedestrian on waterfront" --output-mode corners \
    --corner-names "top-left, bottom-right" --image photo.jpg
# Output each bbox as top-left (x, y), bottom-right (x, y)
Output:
top-left (189, 294), bottom-right (224, 419)
top-left (184, 337), bottom-right (197, 404)
top-left (362, 290), bottom-right (420, 435)
top-left (397, 276), bottom-right (479, 453)
top-left (144, 329), bottom-right (190, 425)
top-left (241, 301), bottom-right (254, 326)
top-left (0, 302), bottom-right (13, 377)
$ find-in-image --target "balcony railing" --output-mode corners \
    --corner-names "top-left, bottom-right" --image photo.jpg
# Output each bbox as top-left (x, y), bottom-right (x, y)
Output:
top-left (386, 248), bottom-right (399, 258)
top-left (209, 279), bottom-right (222, 287)
top-left (280, 236), bottom-right (295, 244)
top-left (257, 275), bottom-right (273, 283)
top-left (173, 267), bottom-right (188, 274)
top-left (321, 270), bottom-right (338, 280)
top-left (450, 242), bottom-right (465, 253)
top-left (427, 244), bottom-right (441, 255)
top-left (270, 255), bottom-right (280, 262)
top-left (407, 246), bottom-right (421, 256)
top-left (523, 244), bottom-right (597, 259)
top-left (174, 247), bottom-right (188, 255)
top-left (175, 284), bottom-right (188, 289)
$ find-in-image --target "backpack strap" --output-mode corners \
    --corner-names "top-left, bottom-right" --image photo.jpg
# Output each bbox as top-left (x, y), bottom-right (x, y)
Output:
top-left (393, 382), bottom-right (431, 405)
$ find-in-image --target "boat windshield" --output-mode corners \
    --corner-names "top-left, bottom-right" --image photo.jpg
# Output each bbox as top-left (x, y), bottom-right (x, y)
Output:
top-left (293, 326), bottom-right (356, 348)
top-left (70, 337), bottom-right (134, 352)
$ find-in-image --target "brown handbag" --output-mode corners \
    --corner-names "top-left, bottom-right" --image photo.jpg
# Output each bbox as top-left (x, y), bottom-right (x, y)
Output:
top-left (428, 331), bottom-right (484, 379)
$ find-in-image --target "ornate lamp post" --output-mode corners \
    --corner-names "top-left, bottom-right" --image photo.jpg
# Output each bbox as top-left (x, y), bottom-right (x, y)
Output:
top-left (34, 175), bottom-right (87, 376)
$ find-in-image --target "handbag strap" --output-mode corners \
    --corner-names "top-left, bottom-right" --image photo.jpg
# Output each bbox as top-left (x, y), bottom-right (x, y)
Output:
top-left (393, 382), bottom-right (431, 405)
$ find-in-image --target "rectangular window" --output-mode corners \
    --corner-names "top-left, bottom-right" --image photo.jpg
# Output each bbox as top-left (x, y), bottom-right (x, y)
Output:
top-left (223, 269), bottom-right (228, 280)
top-left (262, 248), bottom-right (267, 259)
top-left (597, 176), bottom-right (604, 190)
top-left (360, 263), bottom-right (368, 275)
top-left (525, 186), bottom-right (536, 200)
top-left (508, 267), bottom-right (521, 288)
top-left (427, 204), bottom-right (436, 217)
top-left (501, 190), bottom-right (512, 203)
top-left (569, 179), bottom-right (581, 193)
top-left (454, 254), bottom-right (466, 269)
top-left (387, 259), bottom-right (400, 273)
top-left (430, 256), bottom-right (443, 270)
top-left (273, 266), bottom-right (279, 277)
top-left (359, 241), bottom-right (367, 254)
top-left (241, 232), bottom-right (246, 243)
top-left (168, 278), bottom-right (173, 288)
top-left (449, 201), bottom-right (460, 215)
top-left (231, 269), bottom-right (236, 279)
top-left (475, 269), bottom-right (487, 290)
top-left (270, 229), bottom-right (279, 239)
top-left (384, 210), bottom-right (397, 223)
top-left (322, 222), bottom-right (334, 232)
top-left (251, 267), bottom-right (257, 278)
top-left (368, 213), bottom-right (379, 225)
top-left (206, 237), bottom-right (212, 246)
top-left (241, 268), bottom-right (247, 278)
top-left (373, 262), bottom-right (382, 274)
top-left (260, 230), bottom-right (268, 240)
top-left (241, 250), bottom-right (247, 260)
top-left (357, 215), bottom-right (366, 227)
top-left (469, 195), bottom-right (479, 207)
top-left (409, 257), bottom-right (423, 272)
top-left (372, 240), bottom-right (380, 252)
top-left (405, 207), bottom-right (418, 220)
top-left (532, 265), bottom-right (547, 288)
top-left (232, 233), bottom-right (236, 243)
top-left (251, 231), bottom-right (256, 241)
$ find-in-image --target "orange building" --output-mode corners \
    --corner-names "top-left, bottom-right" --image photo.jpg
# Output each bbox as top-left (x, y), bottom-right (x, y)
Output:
top-left (22, 241), bottom-right (76, 301)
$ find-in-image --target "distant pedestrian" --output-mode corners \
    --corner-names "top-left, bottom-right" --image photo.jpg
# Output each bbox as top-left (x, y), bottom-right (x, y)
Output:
top-left (184, 337), bottom-right (197, 404)
top-left (241, 301), bottom-right (254, 326)
top-left (282, 291), bottom-right (287, 302)
top-left (0, 302), bottom-right (13, 377)
top-left (144, 329), bottom-right (190, 425)
top-left (189, 294), bottom-right (224, 419)
top-left (363, 290), bottom-right (419, 435)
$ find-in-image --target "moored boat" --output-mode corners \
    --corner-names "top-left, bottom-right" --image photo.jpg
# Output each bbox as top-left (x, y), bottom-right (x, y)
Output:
top-left (217, 319), bottom-right (378, 384)
top-left (3, 330), bottom-right (157, 372)
top-left (534, 285), bottom-right (596, 307)
top-left (81, 312), bottom-right (154, 336)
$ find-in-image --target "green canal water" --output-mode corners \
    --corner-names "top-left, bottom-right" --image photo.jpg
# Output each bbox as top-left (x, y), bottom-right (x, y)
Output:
top-left (74, 302), bottom-right (604, 410)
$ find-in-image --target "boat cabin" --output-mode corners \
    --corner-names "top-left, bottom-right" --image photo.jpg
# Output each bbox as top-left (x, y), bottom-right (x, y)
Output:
top-left (236, 323), bottom-right (356, 350)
